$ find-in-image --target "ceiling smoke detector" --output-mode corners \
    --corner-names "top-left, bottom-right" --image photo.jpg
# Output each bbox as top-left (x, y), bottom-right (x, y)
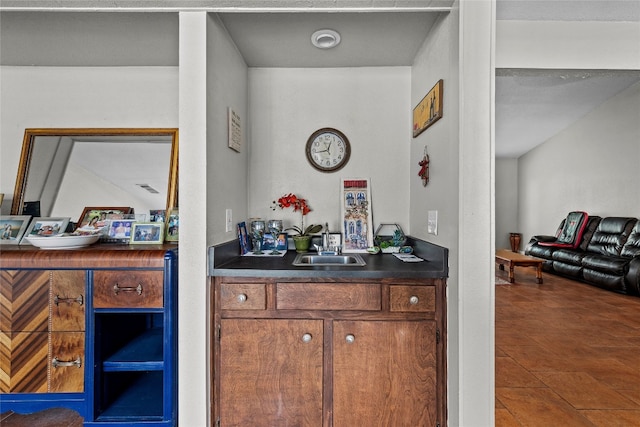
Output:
top-left (311, 29), bottom-right (341, 49)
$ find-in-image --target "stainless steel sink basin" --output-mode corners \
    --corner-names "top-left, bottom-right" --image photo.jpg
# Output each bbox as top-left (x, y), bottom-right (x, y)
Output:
top-left (292, 253), bottom-right (366, 266)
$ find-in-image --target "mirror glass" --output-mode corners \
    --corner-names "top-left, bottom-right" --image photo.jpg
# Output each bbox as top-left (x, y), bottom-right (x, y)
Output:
top-left (11, 128), bottom-right (178, 222)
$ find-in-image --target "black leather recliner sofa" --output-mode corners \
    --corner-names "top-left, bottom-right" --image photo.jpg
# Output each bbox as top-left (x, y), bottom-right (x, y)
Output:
top-left (526, 214), bottom-right (640, 295)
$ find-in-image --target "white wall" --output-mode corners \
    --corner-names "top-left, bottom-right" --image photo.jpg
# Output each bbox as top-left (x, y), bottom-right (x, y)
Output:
top-left (410, 9), bottom-right (464, 424)
top-left (0, 66), bottom-right (178, 214)
top-left (247, 67), bottom-right (410, 234)
top-left (495, 158), bottom-right (518, 250)
top-left (206, 13), bottom-right (249, 244)
top-left (519, 81), bottom-right (640, 243)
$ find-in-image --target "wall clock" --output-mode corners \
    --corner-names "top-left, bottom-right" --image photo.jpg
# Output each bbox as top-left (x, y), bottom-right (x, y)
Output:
top-left (305, 127), bottom-right (351, 173)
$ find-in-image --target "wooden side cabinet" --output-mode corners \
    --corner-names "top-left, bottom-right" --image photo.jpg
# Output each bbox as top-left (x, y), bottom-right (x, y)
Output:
top-left (0, 246), bottom-right (177, 426)
top-left (212, 277), bottom-right (447, 427)
top-left (0, 270), bottom-right (85, 394)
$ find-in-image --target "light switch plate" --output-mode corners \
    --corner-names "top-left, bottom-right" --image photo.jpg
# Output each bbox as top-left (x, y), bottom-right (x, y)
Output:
top-left (225, 209), bottom-right (233, 232)
top-left (427, 210), bottom-right (438, 235)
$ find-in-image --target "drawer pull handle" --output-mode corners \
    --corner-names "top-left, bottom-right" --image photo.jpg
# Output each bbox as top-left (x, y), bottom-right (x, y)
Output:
top-left (54, 294), bottom-right (84, 306)
top-left (409, 295), bottom-right (419, 305)
top-left (52, 356), bottom-right (82, 368)
top-left (301, 333), bottom-right (313, 343)
top-left (237, 293), bottom-right (247, 303)
top-left (345, 334), bottom-right (356, 344)
top-left (113, 283), bottom-right (143, 295)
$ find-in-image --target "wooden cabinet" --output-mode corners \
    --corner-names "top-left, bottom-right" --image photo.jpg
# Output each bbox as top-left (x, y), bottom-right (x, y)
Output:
top-left (213, 277), bottom-right (446, 427)
top-left (219, 319), bottom-right (324, 426)
top-left (1, 270), bottom-right (85, 394)
top-left (0, 245), bottom-right (177, 426)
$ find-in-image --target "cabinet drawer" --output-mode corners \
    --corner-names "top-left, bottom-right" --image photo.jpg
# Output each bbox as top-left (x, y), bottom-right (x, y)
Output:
top-left (93, 271), bottom-right (163, 308)
top-left (50, 331), bottom-right (84, 392)
top-left (277, 283), bottom-right (381, 311)
top-left (221, 283), bottom-right (266, 310)
top-left (389, 286), bottom-right (435, 312)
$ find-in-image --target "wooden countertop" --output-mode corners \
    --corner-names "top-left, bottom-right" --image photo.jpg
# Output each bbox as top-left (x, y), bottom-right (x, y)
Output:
top-left (0, 243), bottom-right (178, 269)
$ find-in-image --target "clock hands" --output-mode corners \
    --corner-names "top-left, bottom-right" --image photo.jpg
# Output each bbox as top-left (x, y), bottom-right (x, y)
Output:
top-left (313, 141), bottom-right (332, 156)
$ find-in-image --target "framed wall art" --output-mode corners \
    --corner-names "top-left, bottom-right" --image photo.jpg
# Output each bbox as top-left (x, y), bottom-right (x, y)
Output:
top-left (0, 215), bottom-right (31, 245)
top-left (340, 178), bottom-right (374, 253)
top-left (413, 79), bottom-right (443, 137)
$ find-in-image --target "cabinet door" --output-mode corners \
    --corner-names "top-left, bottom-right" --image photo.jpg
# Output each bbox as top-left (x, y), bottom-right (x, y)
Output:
top-left (51, 270), bottom-right (85, 332)
top-left (333, 320), bottom-right (437, 427)
top-left (219, 319), bottom-right (323, 427)
top-left (0, 270), bottom-right (50, 393)
top-left (50, 332), bottom-right (84, 392)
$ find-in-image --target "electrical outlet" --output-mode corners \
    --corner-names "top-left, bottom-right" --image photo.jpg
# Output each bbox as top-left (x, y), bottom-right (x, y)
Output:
top-left (225, 209), bottom-right (233, 232)
top-left (427, 210), bottom-right (438, 235)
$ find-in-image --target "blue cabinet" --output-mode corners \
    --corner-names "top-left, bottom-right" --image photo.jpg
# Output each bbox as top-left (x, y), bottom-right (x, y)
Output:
top-left (0, 246), bottom-right (177, 426)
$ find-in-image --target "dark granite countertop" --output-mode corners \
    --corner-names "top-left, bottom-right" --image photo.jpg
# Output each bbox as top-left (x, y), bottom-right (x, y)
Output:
top-left (209, 237), bottom-right (448, 279)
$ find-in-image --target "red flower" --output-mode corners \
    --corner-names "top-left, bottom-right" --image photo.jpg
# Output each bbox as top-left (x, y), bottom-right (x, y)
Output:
top-left (273, 193), bottom-right (321, 237)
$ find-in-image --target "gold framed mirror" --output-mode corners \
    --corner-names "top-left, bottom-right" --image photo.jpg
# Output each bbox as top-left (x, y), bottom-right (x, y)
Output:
top-left (11, 128), bottom-right (178, 222)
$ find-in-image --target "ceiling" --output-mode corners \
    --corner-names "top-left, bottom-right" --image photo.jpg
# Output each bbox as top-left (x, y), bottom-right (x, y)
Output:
top-left (216, 1), bottom-right (640, 158)
top-left (2, 1), bottom-right (639, 158)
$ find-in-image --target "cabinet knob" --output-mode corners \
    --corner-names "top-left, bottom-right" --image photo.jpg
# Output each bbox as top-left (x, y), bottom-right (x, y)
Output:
top-left (237, 293), bottom-right (247, 303)
top-left (301, 333), bottom-right (313, 343)
top-left (345, 334), bottom-right (355, 344)
top-left (409, 295), bottom-right (419, 305)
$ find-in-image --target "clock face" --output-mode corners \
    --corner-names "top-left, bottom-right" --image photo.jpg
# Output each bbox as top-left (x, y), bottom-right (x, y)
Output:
top-left (305, 128), bottom-right (351, 172)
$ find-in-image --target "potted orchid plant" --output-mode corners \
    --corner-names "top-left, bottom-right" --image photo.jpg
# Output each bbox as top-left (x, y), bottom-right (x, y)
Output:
top-left (272, 193), bottom-right (322, 252)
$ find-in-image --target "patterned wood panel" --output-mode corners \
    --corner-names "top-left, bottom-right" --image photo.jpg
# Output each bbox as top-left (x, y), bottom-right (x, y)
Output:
top-left (0, 331), bottom-right (48, 393)
top-left (0, 270), bottom-right (49, 332)
top-left (0, 270), bottom-right (50, 393)
top-left (50, 332), bottom-right (84, 392)
top-left (51, 271), bottom-right (85, 332)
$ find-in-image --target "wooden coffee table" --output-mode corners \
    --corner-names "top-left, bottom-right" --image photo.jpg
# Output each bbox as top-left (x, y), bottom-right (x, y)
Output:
top-left (495, 249), bottom-right (544, 284)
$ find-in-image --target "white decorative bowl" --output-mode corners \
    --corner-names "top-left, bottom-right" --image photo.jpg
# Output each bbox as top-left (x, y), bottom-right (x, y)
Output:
top-left (25, 234), bottom-right (101, 250)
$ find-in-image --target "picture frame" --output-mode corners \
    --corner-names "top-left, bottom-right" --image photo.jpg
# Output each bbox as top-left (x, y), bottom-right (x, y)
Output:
top-left (340, 178), bottom-right (374, 253)
top-left (328, 232), bottom-right (342, 249)
top-left (237, 221), bottom-right (250, 255)
top-left (228, 107), bottom-right (242, 152)
top-left (165, 208), bottom-right (179, 242)
top-left (107, 219), bottom-right (136, 240)
top-left (130, 222), bottom-right (164, 244)
top-left (262, 232), bottom-right (288, 251)
top-left (77, 207), bottom-right (133, 233)
top-left (413, 79), bottom-right (443, 137)
top-left (0, 215), bottom-right (31, 245)
top-left (21, 217), bottom-right (70, 243)
top-left (149, 209), bottom-right (166, 223)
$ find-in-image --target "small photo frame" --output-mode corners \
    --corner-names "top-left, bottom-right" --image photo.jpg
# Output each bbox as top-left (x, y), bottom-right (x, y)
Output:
top-left (0, 215), bottom-right (31, 245)
top-left (108, 219), bottom-right (136, 240)
top-left (150, 209), bottom-right (166, 222)
top-left (262, 232), bottom-right (288, 251)
top-left (328, 232), bottom-right (342, 249)
top-left (130, 222), bottom-right (164, 244)
top-left (77, 207), bottom-right (133, 233)
top-left (21, 217), bottom-right (70, 243)
top-left (165, 208), bottom-right (179, 242)
top-left (237, 221), bottom-right (250, 255)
